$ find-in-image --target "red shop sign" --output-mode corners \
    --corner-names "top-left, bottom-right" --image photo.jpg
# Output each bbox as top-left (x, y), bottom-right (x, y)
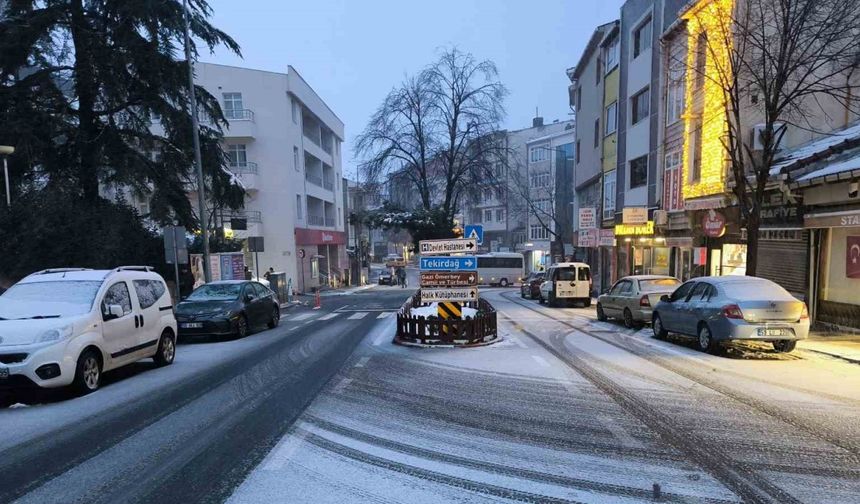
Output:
top-left (295, 228), bottom-right (346, 245)
top-left (701, 210), bottom-right (726, 238)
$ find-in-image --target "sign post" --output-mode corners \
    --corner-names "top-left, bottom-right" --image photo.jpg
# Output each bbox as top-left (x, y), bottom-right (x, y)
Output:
top-left (164, 226), bottom-right (188, 303)
top-left (248, 236), bottom-right (265, 280)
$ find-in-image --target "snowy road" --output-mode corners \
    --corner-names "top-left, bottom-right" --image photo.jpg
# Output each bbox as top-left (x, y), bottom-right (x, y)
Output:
top-left (2, 285), bottom-right (859, 503)
top-left (230, 289), bottom-right (860, 504)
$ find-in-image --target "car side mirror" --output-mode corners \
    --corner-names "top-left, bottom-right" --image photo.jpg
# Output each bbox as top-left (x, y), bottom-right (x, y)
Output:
top-left (103, 304), bottom-right (124, 321)
top-left (660, 295), bottom-right (670, 303)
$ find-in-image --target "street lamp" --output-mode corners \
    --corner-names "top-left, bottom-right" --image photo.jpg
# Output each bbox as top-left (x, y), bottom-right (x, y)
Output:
top-left (0, 145), bottom-right (14, 208)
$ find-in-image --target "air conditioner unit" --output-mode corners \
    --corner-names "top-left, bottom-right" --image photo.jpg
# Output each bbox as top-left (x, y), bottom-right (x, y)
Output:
top-left (751, 123), bottom-right (786, 151)
top-left (653, 210), bottom-right (668, 226)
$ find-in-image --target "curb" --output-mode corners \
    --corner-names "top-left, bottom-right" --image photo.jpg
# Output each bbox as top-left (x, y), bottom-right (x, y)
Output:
top-left (393, 335), bottom-right (503, 349)
top-left (799, 347), bottom-right (860, 365)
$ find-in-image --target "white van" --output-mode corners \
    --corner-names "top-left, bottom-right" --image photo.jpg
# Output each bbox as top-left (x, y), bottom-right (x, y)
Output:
top-left (0, 267), bottom-right (177, 398)
top-left (539, 262), bottom-right (592, 307)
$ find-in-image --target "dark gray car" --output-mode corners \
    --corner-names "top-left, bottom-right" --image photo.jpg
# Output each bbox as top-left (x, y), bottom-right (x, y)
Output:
top-left (652, 276), bottom-right (809, 354)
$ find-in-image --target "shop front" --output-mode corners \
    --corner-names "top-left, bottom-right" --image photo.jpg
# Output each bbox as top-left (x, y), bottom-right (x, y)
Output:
top-left (597, 228), bottom-right (615, 293)
top-left (295, 228), bottom-right (347, 292)
top-left (757, 191), bottom-right (808, 299)
top-left (613, 221), bottom-right (672, 277)
top-left (805, 209), bottom-right (860, 330)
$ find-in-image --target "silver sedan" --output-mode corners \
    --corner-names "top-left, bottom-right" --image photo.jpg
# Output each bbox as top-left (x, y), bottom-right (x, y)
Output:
top-left (652, 276), bottom-right (809, 354)
top-left (597, 275), bottom-right (681, 328)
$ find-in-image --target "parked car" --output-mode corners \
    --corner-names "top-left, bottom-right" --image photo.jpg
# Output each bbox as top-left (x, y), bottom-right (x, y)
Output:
top-left (652, 276), bottom-right (809, 354)
top-left (378, 271), bottom-right (394, 285)
top-left (597, 275), bottom-right (681, 328)
top-left (520, 271), bottom-right (545, 299)
top-left (539, 263), bottom-right (592, 307)
top-left (0, 267), bottom-right (177, 396)
top-left (176, 281), bottom-right (280, 339)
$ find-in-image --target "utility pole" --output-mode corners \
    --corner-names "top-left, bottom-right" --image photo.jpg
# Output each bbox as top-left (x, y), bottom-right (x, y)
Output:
top-left (182, 0), bottom-right (211, 282)
top-left (0, 145), bottom-right (13, 208)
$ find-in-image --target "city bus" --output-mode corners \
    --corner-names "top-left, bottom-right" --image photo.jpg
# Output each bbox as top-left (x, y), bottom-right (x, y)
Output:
top-left (476, 252), bottom-right (525, 287)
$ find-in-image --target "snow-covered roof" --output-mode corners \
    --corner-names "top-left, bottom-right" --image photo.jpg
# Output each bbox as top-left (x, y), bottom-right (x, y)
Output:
top-left (793, 147), bottom-right (860, 185)
top-left (771, 121), bottom-right (860, 175)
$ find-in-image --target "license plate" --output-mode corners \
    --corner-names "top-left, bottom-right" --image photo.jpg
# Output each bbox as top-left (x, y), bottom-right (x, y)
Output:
top-left (0, 367), bottom-right (9, 379)
top-left (181, 322), bottom-right (203, 329)
top-left (758, 328), bottom-right (787, 337)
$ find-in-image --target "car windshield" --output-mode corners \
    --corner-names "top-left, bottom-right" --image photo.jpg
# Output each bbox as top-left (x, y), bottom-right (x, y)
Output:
top-left (0, 280), bottom-right (102, 319)
top-left (186, 283), bottom-right (243, 301)
top-left (639, 278), bottom-right (681, 292)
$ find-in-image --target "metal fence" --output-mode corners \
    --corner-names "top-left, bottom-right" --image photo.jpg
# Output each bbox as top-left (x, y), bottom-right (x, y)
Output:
top-left (395, 292), bottom-right (498, 346)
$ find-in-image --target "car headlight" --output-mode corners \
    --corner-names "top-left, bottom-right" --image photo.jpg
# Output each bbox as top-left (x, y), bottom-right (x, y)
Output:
top-left (38, 324), bottom-right (74, 343)
top-left (215, 310), bottom-right (235, 319)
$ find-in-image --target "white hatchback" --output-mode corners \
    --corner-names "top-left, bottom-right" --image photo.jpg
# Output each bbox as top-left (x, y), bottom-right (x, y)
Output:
top-left (0, 267), bottom-right (177, 396)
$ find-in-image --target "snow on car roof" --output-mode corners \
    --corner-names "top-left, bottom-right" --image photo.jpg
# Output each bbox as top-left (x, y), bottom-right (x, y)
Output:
top-left (19, 270), bottom-right (111, 283)
top-left (623, 275), bottom-right (677, 280)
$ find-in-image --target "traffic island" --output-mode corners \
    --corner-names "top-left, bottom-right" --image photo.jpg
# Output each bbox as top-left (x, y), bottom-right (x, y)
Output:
top-left (395, 292), bottom-right (499, 347)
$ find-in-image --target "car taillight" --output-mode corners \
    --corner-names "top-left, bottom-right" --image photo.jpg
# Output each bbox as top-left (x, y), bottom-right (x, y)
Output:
top-left (800, 303), bottom-right (809, 320)
top-left (639, 295), bottom-right (650, 307)
top-left (722, 304), bottom-right (744, 319)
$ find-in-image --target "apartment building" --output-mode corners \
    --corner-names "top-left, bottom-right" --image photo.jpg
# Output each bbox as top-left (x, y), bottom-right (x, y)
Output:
top-left (194, 63), bottom-right (346, 293)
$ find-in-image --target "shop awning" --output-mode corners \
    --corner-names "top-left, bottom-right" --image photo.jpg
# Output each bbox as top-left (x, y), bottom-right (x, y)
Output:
top-left (804, 209), bottom-right (860, 228)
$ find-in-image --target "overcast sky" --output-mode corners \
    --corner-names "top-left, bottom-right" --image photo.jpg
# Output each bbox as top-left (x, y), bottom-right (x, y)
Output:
top-left (203, 0), bottom-right (623, 179)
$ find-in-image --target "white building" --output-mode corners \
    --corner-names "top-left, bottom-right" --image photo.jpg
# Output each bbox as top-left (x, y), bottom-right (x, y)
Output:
top-left (194, 63), bottom-right (346, 292)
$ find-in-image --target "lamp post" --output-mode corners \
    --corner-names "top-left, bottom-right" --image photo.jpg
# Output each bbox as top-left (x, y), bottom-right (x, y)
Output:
top-left (0, 145), bottom-right (14, 208)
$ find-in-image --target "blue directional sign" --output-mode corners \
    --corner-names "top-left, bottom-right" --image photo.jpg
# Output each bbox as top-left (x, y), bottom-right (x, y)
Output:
top-left (419, 256), bottom-right (477, 271)
top-left (464, 224), bottom-right (484, 245)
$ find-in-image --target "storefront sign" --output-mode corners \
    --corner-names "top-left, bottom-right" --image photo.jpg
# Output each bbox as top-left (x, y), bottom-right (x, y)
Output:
top-left (761, 191), bottom-right (803, 227)
top-left (295, 228), bottom-right (346, 245)
top-left (684, 196), bottom-right (726, 211)
top-left (702, 210), bottom-right (727, 237)
top-left (598, 229), bottom-right (616, 247)
top-left (614, 221), bottom-right (655, 236)
top-left (666, 237), bottom-right (694, 248)
top-left (578, 208), bottom-right (596, 229)
top-left (848, 236), bottom-right (860, 279)
top-left (622, 207), bottom-right (648, 225)
top-left (578, 229), bottom-right (597, 247)
top-left (805, 210), bottom-right (860, 228)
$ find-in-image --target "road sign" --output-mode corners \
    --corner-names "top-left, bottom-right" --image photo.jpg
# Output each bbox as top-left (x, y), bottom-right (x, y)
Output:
top-left (248, 236), bottom-right (265, 252)
top-left (437, 301), bottom-right (462, 336)
top-left (464, 225), bottom-right (484, 245)
top-left (163, 226), bottom-right (188, 265)
top-left (419, 238), bottom-right (476, 255)
top-left (419, 256), bottom-right (477, 271)
top-left (420, 287), bottom-right (479, 303)
top-left (420, 271), bottom-right (478, 287)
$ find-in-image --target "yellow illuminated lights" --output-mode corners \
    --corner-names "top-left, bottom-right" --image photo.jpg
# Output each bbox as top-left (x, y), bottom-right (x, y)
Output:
top-left (614, 221), bottom-right (655, 236)
top-left (682, 0), bottom-right (733, 200)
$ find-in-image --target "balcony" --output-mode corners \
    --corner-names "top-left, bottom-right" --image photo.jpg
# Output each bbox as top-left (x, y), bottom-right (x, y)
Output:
top-left (223, 109), bottom-right (256, 139)
top-left (227, 209), bottom-right (262, 223)
top-left (305, 172), bottom-right (323, 187)
top-left (325, 217), bottom-right (335, 227)
top-left (323, 177), bottom-right (334, 191)
top-left (308, 215), bottom-right (325, 226)
top-left (228, 162), bottom-right (259, 192)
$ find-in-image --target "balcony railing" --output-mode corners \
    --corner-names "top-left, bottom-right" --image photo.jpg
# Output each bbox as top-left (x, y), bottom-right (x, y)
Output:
top-left (228, 210), bottom-right (262, 223)
top-left (306, 172), bottom-right (323, 187)
top-left (224, 109), bottom-right (255, 121)
top-left (228, 161), bottom-right (258, 174)
top-left (308, 215), bottom-right (325, 226)
top-left (323, 178), bottom-right (334, 190)
top-left (325, 217), bottom-right (335, 227)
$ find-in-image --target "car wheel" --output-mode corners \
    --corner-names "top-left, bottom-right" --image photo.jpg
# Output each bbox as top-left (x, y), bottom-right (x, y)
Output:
top-left (153, 330), bottom-right (176, 367)
top-left (653, 314), bottom-right (668, 340)
top-left (234, 314), bottom-right (249, 339)
top-left (772, 340), bottom-right (797, 353)
top-left (596, 304), bottom-right (607, 321)
top-left (548, 293), bottom-right (557, 308)
top-left (697, 324), bottom-right (719, 354)
top-left (623, 308), bottom-right (636, 329)
top-left (72, 349), bottom-right (102, 395)
top-left (582, 298), bottom-right (592, 308)
top-left (499, 278), bottom-right (509, 287)
top-left (267, 306), bottom-right (280, 329)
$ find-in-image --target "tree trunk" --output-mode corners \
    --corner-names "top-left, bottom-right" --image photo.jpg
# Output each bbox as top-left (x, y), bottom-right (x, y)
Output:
top-left (745, 212), bottom-right (760, 276)
top-left (70, 0), bottom-right (100, 202)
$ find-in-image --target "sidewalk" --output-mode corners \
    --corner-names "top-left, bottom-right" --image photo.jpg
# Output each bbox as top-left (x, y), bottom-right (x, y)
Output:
top-left (318, 284), bottom-right (378, 297)
top-left (799, 334), bottom-right (860, 364)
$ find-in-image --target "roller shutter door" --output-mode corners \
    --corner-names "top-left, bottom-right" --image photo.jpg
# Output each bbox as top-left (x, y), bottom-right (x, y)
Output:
top-left (757, 231), bottom-right (808, 298)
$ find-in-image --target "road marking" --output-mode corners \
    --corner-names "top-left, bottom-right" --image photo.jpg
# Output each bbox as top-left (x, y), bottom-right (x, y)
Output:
top-left (348, 312), bottom-right (369, 320)
top-left (354, 356), bottom-right (370, 368)
top-left (373, 334), bottom-right (388, 346)
top-left (376, 312), bottom-right (393, 319)
top-left (261, 427), bottom-right (310, 471)
top-left (333, 378), bottom-right (353, 394)
top-left (598, 415), bottom-right (645, 449)
top-left (291, 313), bottom-right (315, 321)
top-left (318, 312), bottom-right (339, 320)
top-left (531, 355), bottom-right (551, 368)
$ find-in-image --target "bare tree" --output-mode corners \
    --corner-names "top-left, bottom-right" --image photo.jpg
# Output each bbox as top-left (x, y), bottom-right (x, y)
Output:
top-left (506, 156), bottom-right (563, 243)
top-left (681, 0), bottom-right (860, 275)
top-left (355, 48), bottom-right (508, 226)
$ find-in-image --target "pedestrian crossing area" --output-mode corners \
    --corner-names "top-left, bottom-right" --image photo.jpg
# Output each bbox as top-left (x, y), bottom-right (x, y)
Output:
top-left (280, 310), bottom-right (395, 324)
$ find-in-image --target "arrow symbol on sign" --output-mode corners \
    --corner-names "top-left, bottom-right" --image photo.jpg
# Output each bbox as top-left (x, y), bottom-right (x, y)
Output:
top-left (466, 242), bottom-right (474, 249)
top-left (465, 259), bottom-right (474, 267)
top-left (469, 291), bottom-right (476, 298)
top-left (468, 275), bottom-right (475, 282)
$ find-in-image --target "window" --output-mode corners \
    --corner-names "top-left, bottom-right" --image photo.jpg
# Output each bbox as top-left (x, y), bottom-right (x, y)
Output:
top-left (664, 150), bottom-right (683, 211)
top-left (576, 140), bottom-right (581, 163)
top-left (529, 172), bottom-right (551, 188)
top-left (476, 256), bottom-right (524, 269)
top-left (529, 145), bottom-right (549, 163)
top-left (494, 163), bottom-right (505, 179)
top-left (311, 258), bottom-right (319, 279)
top-left (633, 17), bottom-right (652, 58)
top-left (495, 209), bottom-right (504, 222)
top-left (296, 195), bottom-right (303, 220)
top-left (529, 224), bottom-right (549, 241)
top-left (293, 146), bottom-right (300, 171)
top-left (669, 281), bottom-right (697, 302)
top-left (227, 144), bottom-right (247, 167)
top-left (694, 32), bottom-right (707, 89)
top-left (291, 98), bottom-right (298, 124)
top-left (593, 118), bottom-right (600, 148)
top-left (534, 198), bottom-right (552, 214)
top-left (484, 189), bottom-right (493, 202)
top-left (576, 87), bottom-right (582, 110)
top-left (631, 87), bottom-right (650, 125)
top-left (690, 117), bottom-right (703, 182)
top-left (252, 283), bottom-right (270, 297)
top-left (686, 282), bottom-right (709, 302)
top-left (132, 280), bottom-right (166, 309)
top-left (605, 102), bottom-right (617, 135)
top-left (603, 170), bottom-right (616, 220)
top-left (578, 267), bottom-right (591, 281)
top-left (666, 58), bottom-right (685, 124)
top-left (596, 57), bottom-right (602, 84)
top-left (484, 209), bottom-right (493, 222)
top-left (103, 281), bottom-right (132, 316)
top-left (338, 210), bottom-right (342, 226)
top-left (605, 38), bottom-right (619, 72)
top-left (222, 92), bottom-right (243, 119)
top-left (630, 155), bottom-right (648, 189)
